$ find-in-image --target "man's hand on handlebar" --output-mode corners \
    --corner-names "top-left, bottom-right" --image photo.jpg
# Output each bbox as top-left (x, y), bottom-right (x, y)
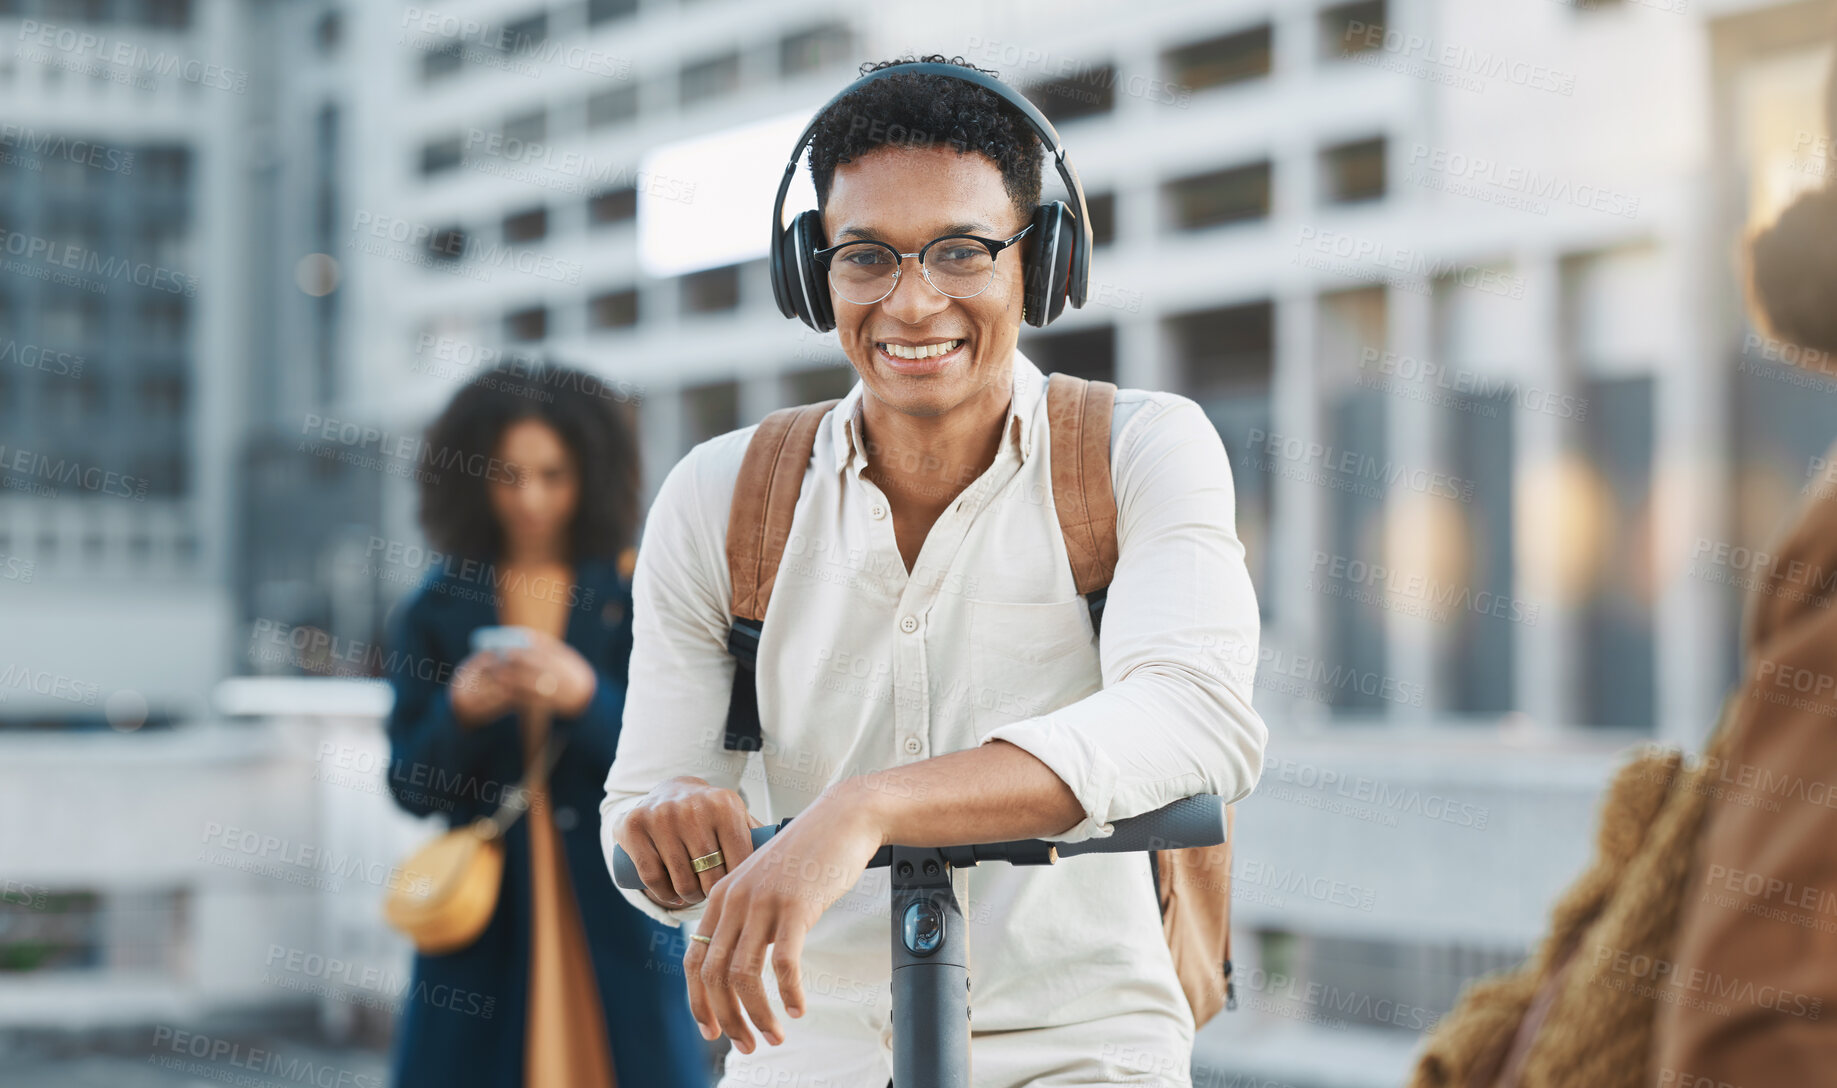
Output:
top-left (613, 776), bottom-right (759, 908)
top-left (679, 778), bottom-right (887, 1056)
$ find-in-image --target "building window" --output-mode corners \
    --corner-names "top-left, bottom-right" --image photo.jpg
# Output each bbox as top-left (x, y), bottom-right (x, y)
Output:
top-left (505, 306), bottom-right (548, 342)
top-left (1167, 301), bottom-right (1274, 610)
top-left (1029, 65), bottom-right (1116, 126)
top-left (681, 265), bottom-right (741, 313)
top-left (590, 288), bottom-right (640, 329)
top-left (587, 84), bottom-right (639, 129)
top-left (588, 0), bottom-right (638, 24)
top-left (428, 226), bottom-right (467, 263)
top-left (785, 365), bottom-right (856, 405)
top-left (780, 23), bottom-right (852, 77)
top-left (1164, 24), bottom-right (1274, 92)
top-left (1165, 161), bottom-right (1272, 229)
top-left (314, 10), bottom-right (341, 54)
top-left (1576, 374), bottom-right (1656, 729)
top-left (502, 12), bottom-right (548, 54)
top-left (422, 43), bottom-right (463, 83)
top-left (589, 186), bottom-right (637, 225)
top-left (1320, 0), bottom-right (1387, 60)
top-left (680, 51), bottom-right (741, 106)
top-left (683, 380), bottom-right (739, 448)
top-left (503, 206), bottom-right (547, 244)
top-left (1021, 325), bottom-right (1116, 384)
top-left (142, 0), bottom-right (194, 29)
top-left (420, 135), bottom-right (463, 176)
top-left (1321, 136), bottom-right (1387, 204)
top-left (141, 146), bottom-right (191, 187)
top-left (502, 109), bottom-right (546, 148)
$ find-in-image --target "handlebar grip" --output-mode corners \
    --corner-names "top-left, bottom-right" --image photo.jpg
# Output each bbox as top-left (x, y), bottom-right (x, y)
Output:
top-left (611, 823), bottom-right (779, 891)
top-left (1055, 794), bottom-right (1228, 858)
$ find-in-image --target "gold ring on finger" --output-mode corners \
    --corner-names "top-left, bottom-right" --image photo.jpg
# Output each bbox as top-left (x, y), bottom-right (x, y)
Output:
top-left (690, 849), bottom-right (726, 874)
top-left (690, 933), bottom-right (713, 944)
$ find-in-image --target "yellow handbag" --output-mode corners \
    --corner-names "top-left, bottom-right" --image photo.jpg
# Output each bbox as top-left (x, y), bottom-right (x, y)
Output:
top-left (383, 708), bottom-right (566, 955)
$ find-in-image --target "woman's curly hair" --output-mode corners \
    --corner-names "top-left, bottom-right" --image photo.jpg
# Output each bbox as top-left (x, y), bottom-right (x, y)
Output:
top-left (417, 358), bottom-right (641, 564)
top-left (807, 54), bottom-right (1044, 223)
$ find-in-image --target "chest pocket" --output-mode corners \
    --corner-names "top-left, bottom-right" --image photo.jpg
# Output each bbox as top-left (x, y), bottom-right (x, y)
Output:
top-left (964, 596), bottom-right (1102, 735)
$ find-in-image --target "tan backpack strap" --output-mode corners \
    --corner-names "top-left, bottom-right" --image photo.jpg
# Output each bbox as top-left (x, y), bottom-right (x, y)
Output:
top-left (1045, 372), bottom-right (1120, 598)
top-left (727, 399), bottom-right (840, 623)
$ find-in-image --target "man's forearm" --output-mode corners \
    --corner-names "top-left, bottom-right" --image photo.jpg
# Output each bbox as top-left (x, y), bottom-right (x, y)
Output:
top-left (837, 739), bottom-right (1085, 848)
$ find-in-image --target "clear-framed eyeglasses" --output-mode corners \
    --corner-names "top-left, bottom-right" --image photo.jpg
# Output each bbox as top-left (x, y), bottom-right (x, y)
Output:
top-left (811, 223), bottom-right (1035, 307)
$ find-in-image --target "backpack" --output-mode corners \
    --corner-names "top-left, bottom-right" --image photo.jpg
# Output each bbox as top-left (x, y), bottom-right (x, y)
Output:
top-left (715, 370), bottom-right (1238, 1027)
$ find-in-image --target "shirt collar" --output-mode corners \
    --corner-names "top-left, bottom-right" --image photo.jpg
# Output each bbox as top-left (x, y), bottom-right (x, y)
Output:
top-left (830, 347), bottom-right (1044, 477)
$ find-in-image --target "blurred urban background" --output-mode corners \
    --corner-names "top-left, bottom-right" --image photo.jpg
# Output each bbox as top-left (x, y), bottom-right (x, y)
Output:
top-left (2, 0), bottom-right (1835, 1084)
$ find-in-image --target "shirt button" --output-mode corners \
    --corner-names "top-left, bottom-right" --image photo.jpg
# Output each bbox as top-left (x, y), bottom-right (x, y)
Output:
top-left (900, 615), bottom-right (918, 633)
top-left (904, 737), bottom-right (922, 755)
top-left (871, 503), bottom-right (887, 520)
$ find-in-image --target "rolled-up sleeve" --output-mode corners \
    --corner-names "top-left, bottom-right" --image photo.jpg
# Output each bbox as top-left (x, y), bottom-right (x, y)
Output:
top-left (600, 442), bottom-right (751, 927)
top-left (982, 395), bottom-right (1267, 843)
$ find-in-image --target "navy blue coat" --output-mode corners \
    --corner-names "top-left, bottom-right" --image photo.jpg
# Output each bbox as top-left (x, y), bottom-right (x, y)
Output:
top-left (381, 556), bottom-right (708, 1088)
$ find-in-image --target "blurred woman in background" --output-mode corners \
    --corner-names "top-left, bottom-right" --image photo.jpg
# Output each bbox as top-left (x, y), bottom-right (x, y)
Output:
top-left (382, 359), bottom-right (707, 1087)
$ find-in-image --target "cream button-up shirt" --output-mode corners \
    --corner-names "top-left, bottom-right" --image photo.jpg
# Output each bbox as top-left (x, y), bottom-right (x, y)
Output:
top-left (601, 348), bottom-right (1266, 1087)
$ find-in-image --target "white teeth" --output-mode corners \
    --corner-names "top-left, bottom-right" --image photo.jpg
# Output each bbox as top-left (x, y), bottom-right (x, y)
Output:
top-left (880, 339), bottom-right (962, 360)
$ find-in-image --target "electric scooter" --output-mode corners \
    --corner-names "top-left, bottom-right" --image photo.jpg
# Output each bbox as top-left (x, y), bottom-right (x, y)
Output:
top-left (612, 793), bottom-right (1229, 1088)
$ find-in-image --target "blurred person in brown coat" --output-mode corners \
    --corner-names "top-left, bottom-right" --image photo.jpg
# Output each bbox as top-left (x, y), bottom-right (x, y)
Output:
top-left (1408, 34), bottom-right (1837, 1088)
top-left (1650, 39), bottom-right (1837, 1088)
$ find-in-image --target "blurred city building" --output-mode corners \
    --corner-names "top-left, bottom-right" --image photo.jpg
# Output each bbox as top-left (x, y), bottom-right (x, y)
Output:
top-left (1, 0), bottom-right (1834, 1084)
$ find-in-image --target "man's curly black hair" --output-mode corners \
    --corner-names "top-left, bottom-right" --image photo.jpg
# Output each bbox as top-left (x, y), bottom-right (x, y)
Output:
top-left (417, 357), bottom-right (641, 565)
top-left (807, 54), bottom-right (1044, 224)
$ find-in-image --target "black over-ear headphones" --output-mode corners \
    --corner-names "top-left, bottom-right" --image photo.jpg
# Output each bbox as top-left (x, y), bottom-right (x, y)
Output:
top-left (768, 60), bottom-right (1092, 333)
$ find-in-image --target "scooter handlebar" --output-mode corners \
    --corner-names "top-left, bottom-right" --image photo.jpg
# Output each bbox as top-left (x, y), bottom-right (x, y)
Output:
top-left (610, 795), bottom-right (1226, 892)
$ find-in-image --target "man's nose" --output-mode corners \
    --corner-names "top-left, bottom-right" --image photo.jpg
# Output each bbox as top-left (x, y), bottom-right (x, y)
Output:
top-left (877, 256), bottom-right (951, 324)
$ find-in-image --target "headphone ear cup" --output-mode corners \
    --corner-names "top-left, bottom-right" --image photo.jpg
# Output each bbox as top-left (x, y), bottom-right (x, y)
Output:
top-left (790, 211), bottom-right (834, 333)
top-left (771, 211), bottom-right (798, 321)
top-left (1023, 201), bottom-right (1076, 327)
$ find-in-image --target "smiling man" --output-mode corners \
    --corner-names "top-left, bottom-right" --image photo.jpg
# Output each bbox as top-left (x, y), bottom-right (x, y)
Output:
top-left (602, 56), bottom-right (1267, 1087)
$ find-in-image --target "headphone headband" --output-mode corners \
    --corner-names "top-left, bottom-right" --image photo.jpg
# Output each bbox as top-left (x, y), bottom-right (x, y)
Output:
top-left (769, 60), bottom-right (1091, 311)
